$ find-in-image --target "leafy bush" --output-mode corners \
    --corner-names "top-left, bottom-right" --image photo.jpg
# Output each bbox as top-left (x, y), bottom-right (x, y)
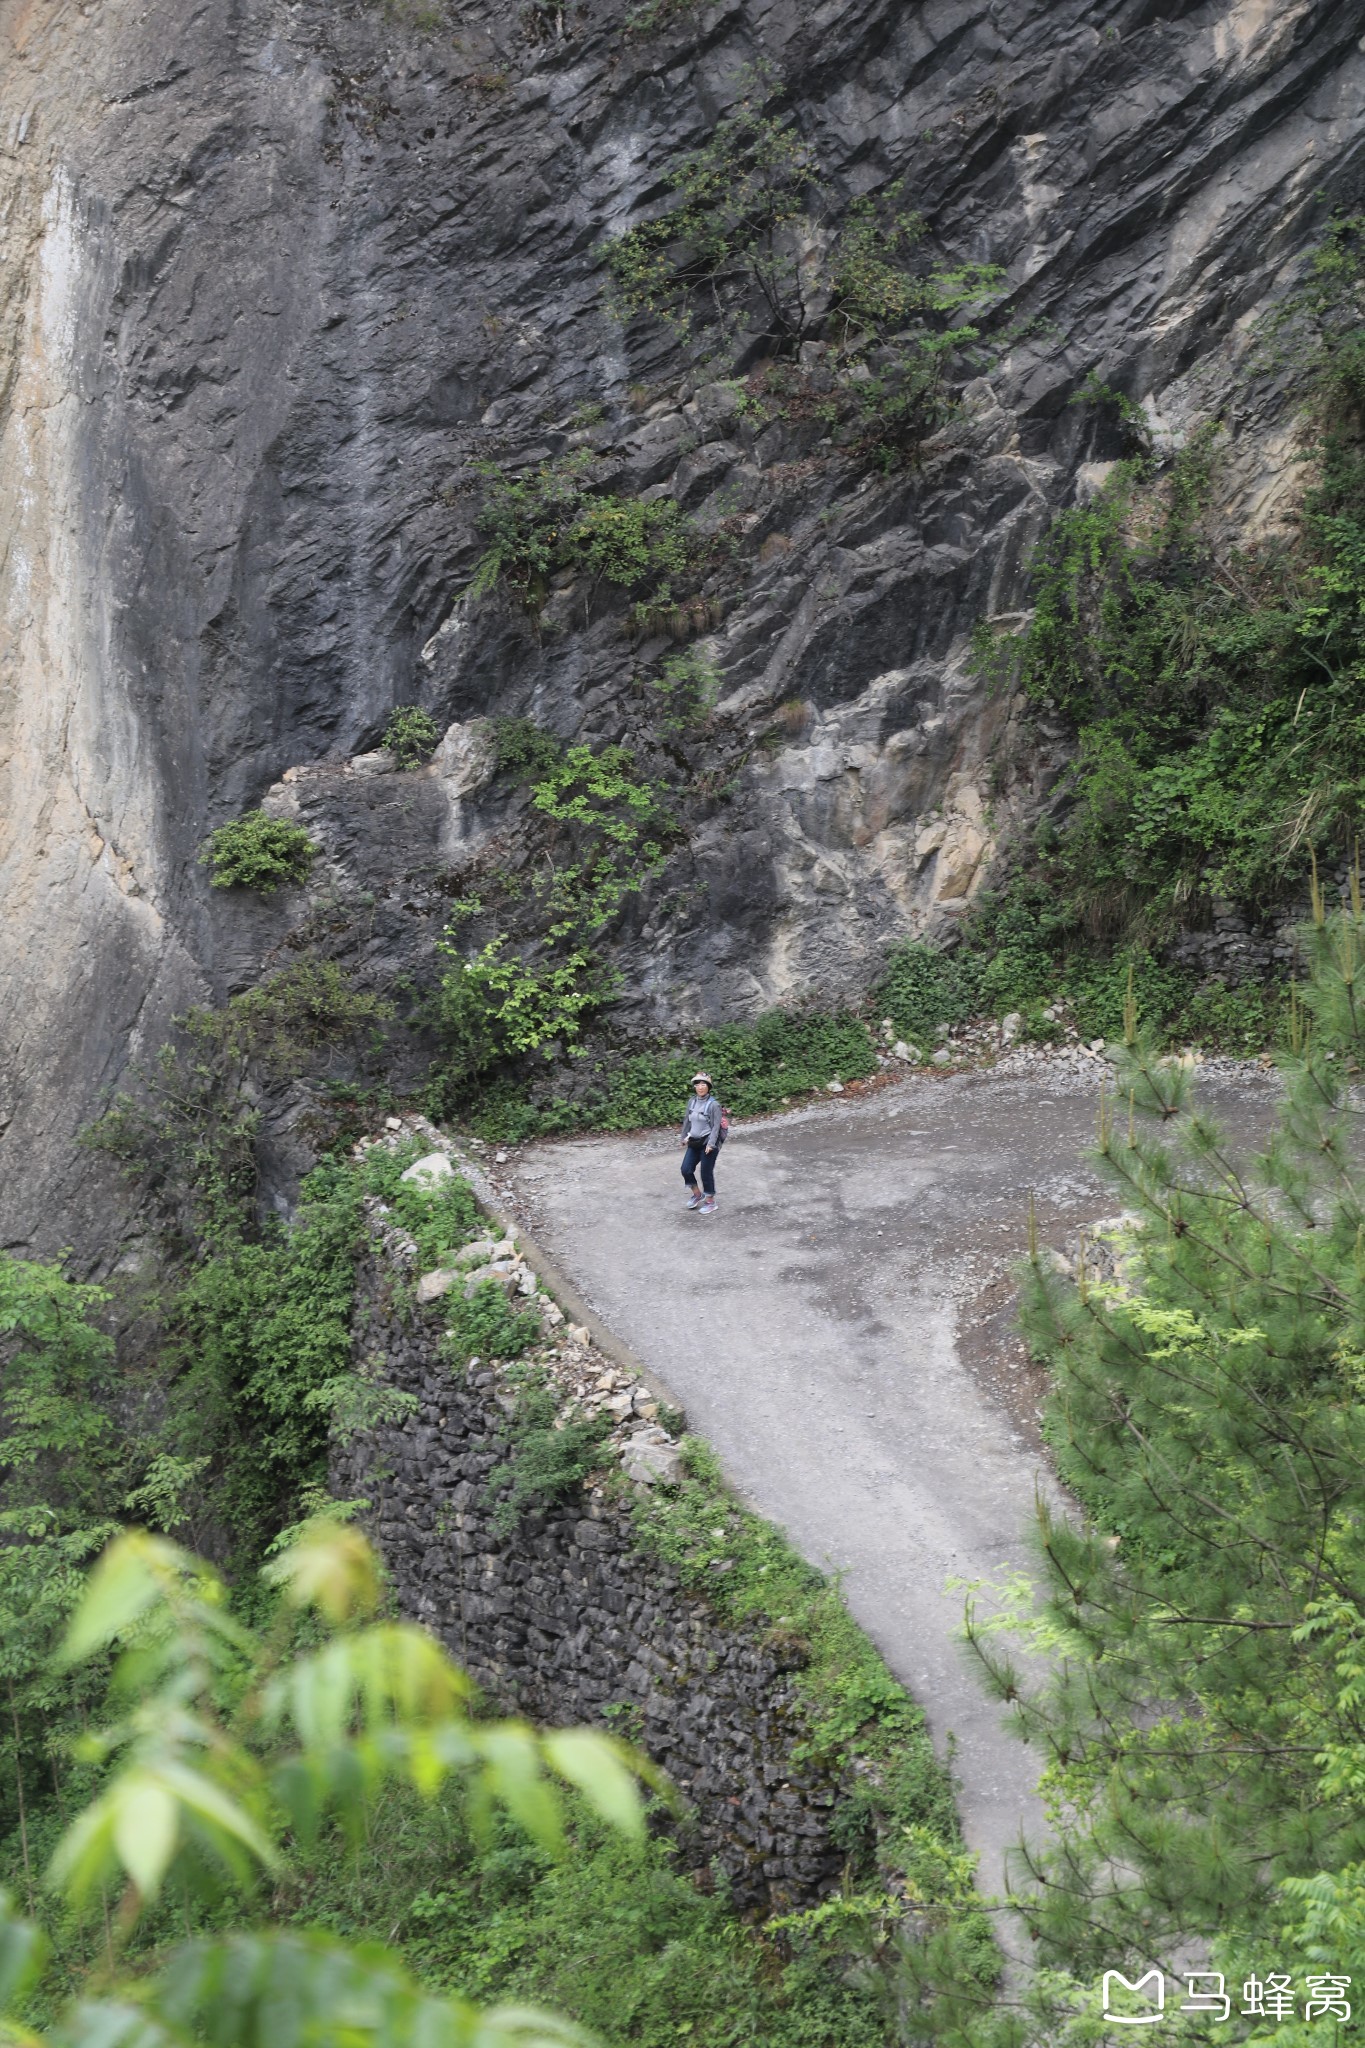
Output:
top-left (187, 958), bottom-right (394, 1080)
top-left (645, 648), bottom-right (719, 733)
top-left (487, 1367), bottom-right (612, 1535)
top-left (444, 1280), bottom-right (542, 1373)
top-left (877, 939), bottom-right (979, 1048)
top-left (467, 455), bottom-right (703, 610)
top-left (358, 1140), bottom-right (484, 1268)
top-left (383, 706), bottom-right (441, 767)
top-left (996, 222), bottom-right (1365, 937)
top-left (198, 809), bottom-right (317, 892)
top-left (491, 715), bottom-right (564, 782)
top-left (434, 745), bottom-right (672, 1087)
top-left (168, 1160), bottom-right (382, 1561)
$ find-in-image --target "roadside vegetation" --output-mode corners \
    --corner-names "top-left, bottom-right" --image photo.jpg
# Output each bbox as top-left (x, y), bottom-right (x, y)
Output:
top-left (6, 1081), bottom-right (984, 2045)
top-left (895, 889), bottom-right (1365, 2048)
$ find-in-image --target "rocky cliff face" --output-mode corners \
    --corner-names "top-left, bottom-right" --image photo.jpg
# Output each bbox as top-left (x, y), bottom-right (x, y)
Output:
top-left (3, 0), bottom-right (1364, 1258)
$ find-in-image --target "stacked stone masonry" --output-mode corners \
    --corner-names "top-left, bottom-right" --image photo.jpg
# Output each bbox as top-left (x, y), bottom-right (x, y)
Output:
top-left (332, 1223), bottom-right (847, 1910)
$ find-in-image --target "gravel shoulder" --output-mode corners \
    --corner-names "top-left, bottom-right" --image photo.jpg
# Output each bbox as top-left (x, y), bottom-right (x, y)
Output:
top-left (496, 1057), bottom-right (1280, 1901)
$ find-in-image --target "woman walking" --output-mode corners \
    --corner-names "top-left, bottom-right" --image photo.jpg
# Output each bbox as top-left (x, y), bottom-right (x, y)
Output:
top-left (680, 1071), bottom-right (721, 1215)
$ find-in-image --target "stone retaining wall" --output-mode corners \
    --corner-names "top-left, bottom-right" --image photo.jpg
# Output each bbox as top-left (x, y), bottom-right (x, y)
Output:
top-left (332, 1209), bottom-right (848, 1911)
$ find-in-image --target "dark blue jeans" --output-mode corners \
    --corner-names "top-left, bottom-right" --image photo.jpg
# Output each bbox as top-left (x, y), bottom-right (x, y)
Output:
top-left (681, 1142), bottom-right (716, 1196)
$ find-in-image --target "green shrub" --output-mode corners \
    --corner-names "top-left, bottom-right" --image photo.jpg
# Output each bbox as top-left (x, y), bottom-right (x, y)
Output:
top-left (877, 939), bottom-right (978, 1047)
top-left (444, 1280), bottom-right (541, 1372)
top-left (487, 1366), bottom-right (611, 1534)
top-left (491, 715), bottom-right (563, 782)
top-left (467, 455), bottom-right (704, 610)
top-left (997, 227), bottom-right (1365, 938)
top-left (281, 1786), bottom-right (892, 2048)
top-left (357, 1140), bottom-right (483, 1269)
top-left (645, 649), bottom-right (719, 733)
top-left (433, 744), bottom-right (672, 1089)
top-left (383, 706), bottom-right (441, 768)
top-left (186, 959), bottom-right (394, 1080)
top-left (198, 810), bottom-right (317, 892)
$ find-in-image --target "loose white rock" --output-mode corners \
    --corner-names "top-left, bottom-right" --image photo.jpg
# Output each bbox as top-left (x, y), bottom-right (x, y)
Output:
top-left (1001, 1011), bottom-right (1023, 1044)
top-left (826, 1078), bottom-right (844, 1094)
top-left (416, 1268), bottom-right (458, 1305)
top-left (621, 1438), bottom-right (685, 1488)
top-left (455, 1238), bottom-right (498, 1267)
top-left (385, 1116), bottom-right (403, 1131)
top-left (399, 1152), bottom-right (455, 1188)
top-left (932, 1049), bottom-right (952, 1067)
top-left (517, 1267), bottom-right (537, 1296)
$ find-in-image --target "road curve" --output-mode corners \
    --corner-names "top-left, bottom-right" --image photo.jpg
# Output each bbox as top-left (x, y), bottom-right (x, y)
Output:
top-left (503, 1063), bottom-right (1277, 1901)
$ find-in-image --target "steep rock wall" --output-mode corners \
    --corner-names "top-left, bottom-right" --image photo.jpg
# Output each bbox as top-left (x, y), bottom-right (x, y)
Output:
top-left (4, 0), bottom-right (1365, 1256)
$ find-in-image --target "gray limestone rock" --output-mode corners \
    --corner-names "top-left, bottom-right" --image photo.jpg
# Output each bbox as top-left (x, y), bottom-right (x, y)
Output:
top-left (3, 0), bottom-right (1364, 1256)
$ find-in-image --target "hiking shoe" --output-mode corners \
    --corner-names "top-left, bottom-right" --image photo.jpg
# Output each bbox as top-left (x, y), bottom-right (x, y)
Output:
top-left (699, 1196), bottom-right (717, 1215)
top-left (685, 1191), bottom-right (703, 1209)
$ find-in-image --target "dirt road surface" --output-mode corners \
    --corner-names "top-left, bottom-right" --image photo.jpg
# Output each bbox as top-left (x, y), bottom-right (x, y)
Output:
top-left (503, 1061), bottom-right (1278, 1901)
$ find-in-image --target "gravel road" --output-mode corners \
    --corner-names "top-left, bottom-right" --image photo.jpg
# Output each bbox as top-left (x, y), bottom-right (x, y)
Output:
top-left (501, 1058), bottom-right (1279, 1902)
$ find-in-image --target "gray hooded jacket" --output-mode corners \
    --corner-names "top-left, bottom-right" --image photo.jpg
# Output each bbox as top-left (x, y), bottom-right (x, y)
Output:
top-left (680, 1094), bottom-right (722, 1149)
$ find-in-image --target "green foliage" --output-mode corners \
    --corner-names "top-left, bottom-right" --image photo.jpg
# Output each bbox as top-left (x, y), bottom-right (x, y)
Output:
top-left (876, 889), bottom-right (1286, 1058)
top-left (930, 900), bottom-right (1365, 2046)
top-left (198, 810), bottom-right (317, 893)
top-left (1002, 231), bottom-right (1365, 938)
top-left (606, 90), bottom-right (819, 347)
top-left (186, 959), bottom-right (394, 1082)
top-left (445, 1282), bottom-right (542, 1375)
top-left (84, 959), bottom-right (394, 1255)
top-left (596, 1010), bottom-right (875, 1129)
top-left (467, 455), bottom-right (703, 611)
top-left (357, 1139), bottom-right (484, 1270)
top-left (267, 1785), bottom-right (892, 2048)
top-left (644, 649), bottom-right (719, 734)
top-left (4, 1522), bottom-right (647, 2046)
top-left (383, 706), bottom-right (442, 768)
top-left (168, 1160), bottom-right (385, 1564)
top-left (606, 92), bottom-right (999, 460)
top-left (461, 1008), bottom-right (876, 1143)
top-left (434, 747), bottom-right (671, 1089)
top-left (0, 1258), bottom-right (124, 1911)
top-left (487, 1368), bottom-right (611, 1536)
top-left (493, 716), bottom-right (565, 784)
top-left (877, 940), bottom-right (979, 1049)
